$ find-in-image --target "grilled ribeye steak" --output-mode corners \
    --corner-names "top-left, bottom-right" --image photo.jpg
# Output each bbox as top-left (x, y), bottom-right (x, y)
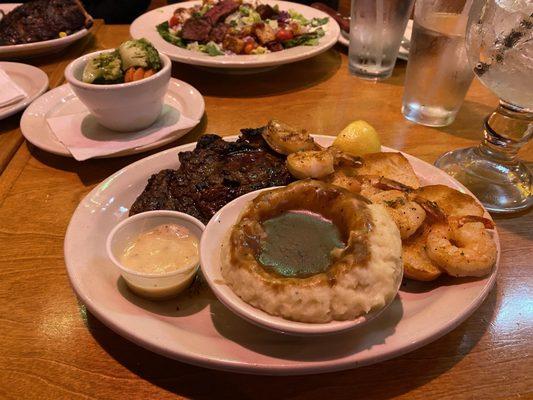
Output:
top-left (130, 128), bottom-right (294, 224)
top-left (0, 0), bottom-right (93, 46)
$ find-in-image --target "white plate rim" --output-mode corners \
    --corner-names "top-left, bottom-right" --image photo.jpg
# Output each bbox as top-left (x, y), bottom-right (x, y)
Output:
top-left (0, 61), bottom-right (49, 120)
top-left (20, 78), bottom-right (205, 158)
top-left (130, 0), bottom-right (340, 69)
top-left (64, 134), bottom-right (499, 375)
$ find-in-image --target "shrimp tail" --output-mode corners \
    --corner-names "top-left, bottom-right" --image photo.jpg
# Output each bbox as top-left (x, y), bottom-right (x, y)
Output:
top-left (375, 177), bottom-right (415, 193)
top-left (335, 153), bottom-right (363, 168)
top-left (454, 215), bottom-right (495, 229)
top-left (327, 146), bottom-right (363, 168)
top-left (413, 196), bottom-right (447, 223)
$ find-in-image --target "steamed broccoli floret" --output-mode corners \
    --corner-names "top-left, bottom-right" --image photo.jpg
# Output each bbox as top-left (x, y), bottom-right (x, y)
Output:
top-left (82, 50), bottom-right (123, 84)
top-left (118, 38), bottom-right (162, 71)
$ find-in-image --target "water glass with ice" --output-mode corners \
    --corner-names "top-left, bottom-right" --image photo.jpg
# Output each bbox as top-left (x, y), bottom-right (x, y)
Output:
top-left (348, 0), bottom-right (415, 80)
top-left (401, 0), bottom-right (474, 127)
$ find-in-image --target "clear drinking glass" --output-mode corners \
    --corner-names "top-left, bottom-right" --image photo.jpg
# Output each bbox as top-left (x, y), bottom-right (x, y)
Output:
top-left (401, 0), bottom-right (474, 127)
top-left (348, 0), bottom-right (415, 80)
top-left (435, 0), bottom-right (533, 213)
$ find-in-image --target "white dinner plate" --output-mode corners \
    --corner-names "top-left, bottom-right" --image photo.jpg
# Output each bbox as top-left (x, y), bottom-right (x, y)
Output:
top-left (20, 78), bottom-right (205, 158)
top-left (64, 135), bottom-right (499, 375)
top-left (0, 62), bottom-right (48, 120)
top-left (0, 4), bottom-right (91, 60)
top-left (130, 1), bottom-right (340, 71)
top-left (338, 20), bottom-right (413, 61)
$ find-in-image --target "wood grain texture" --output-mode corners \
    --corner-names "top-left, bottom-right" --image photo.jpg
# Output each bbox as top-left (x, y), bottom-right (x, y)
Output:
top-left (0, 21), bottom-right (532, 400)
top-left (0, 21), bottom-right (104, 175)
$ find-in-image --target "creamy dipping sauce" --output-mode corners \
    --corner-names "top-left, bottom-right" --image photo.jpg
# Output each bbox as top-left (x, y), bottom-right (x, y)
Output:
top-left (121, 224), bottom-right (199, 274)
top-left (258, 211), bottom-right (344, 278)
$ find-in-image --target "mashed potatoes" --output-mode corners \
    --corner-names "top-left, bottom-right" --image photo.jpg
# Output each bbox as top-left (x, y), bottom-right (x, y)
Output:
top-left (221, 180), bottom-right (403, 323)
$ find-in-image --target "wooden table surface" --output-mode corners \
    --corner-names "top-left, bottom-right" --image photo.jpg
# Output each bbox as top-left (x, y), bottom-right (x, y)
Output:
top-left (0, 22), bottom-right (532, 400)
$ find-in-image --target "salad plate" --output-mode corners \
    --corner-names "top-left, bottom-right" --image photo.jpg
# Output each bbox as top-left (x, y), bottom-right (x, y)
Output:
top-left (21, 78), bottom-right (204, 158)
top-left (64, 135), bottom-right (499, 375)
top-left (0, 4), bottom-right (91, 60)
top-left (130, 0), bottom-right (340, 71)
top-left (0, 62), bottom-right (48, 120)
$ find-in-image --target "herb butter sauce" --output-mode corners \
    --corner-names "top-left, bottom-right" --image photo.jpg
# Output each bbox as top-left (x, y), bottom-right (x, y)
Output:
top-left (121, 224), bottom-right (199, 274)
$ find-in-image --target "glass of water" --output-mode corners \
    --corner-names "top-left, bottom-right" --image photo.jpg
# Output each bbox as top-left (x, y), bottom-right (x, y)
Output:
top-left (348, 0), bottom-right (415, 80)
top-left (401, 0), bottom-right (474, 127)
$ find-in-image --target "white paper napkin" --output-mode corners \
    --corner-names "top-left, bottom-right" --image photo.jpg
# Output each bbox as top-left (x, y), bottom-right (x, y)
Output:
top-left (0, 68), bottom-right (27, 107)
top-left (46, 104), bottom-right (199, 161)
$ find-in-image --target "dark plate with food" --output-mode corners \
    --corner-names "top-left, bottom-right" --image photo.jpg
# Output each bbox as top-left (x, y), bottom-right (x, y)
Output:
top-left (0, 1), bottom-right (92, 59)
top-left (130, 0), bottom-right (340, 71)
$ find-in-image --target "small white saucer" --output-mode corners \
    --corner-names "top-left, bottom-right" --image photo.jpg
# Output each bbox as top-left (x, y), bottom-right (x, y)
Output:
top-left (338, 20), bottom-right (412, 61)
top-left (20, 78), bottom-right (204, 158)
top-left (0, 62), bottom-right (48, 120)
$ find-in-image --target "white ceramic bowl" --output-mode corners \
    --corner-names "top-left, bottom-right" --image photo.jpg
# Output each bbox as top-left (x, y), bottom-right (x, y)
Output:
top-left (200, 188), bottom-right (402, 336)
top-left (106, 210), bottom-right (205, 300)
top-left (65, 49), bottom-right (171, 132)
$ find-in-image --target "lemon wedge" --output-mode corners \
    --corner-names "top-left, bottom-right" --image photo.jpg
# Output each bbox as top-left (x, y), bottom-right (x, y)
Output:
top-left (333, 120), bottom-right (381, 156)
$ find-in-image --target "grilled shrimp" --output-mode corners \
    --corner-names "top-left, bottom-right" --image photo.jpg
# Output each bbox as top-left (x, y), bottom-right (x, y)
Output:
top-left (287, 147), bottom-right (361, 179)
top-left (262, 119), bottom-right (321, 155)
top-left (371, 190), bottom-right (427, 240)
top-left (426, 216), bottom-right (497, 277)
top-left (367, 178), bottom-right (445, 240)
top-left (287, 150), bottom-right (335, 179)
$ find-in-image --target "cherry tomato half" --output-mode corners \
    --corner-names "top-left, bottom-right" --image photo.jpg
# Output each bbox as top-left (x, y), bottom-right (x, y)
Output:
top-left (276, 29), bottom-right (294, 41)
top-left (169, 15), bottom-right (180, 28)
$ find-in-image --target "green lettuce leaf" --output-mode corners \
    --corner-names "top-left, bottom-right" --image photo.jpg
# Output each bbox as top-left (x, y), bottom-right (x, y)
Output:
top-left (311, 17), bottom-right (329, 27)
top-left (156, 21), bottom-right (186, 48)
top-left (203, 42), bottom-right (225, 56)
top-left (288, 9), bottom-right (310, 25)
top-left (282, 31), bottom-right (323, 48)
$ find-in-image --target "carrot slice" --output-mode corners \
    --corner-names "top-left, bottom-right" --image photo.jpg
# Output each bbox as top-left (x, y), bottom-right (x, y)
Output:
top-left (144, 69), bottom-right (155, 78)
top-left (124, 67), bottom-right (135, 83)
top-left (133, 68), bottom-right (145, 81)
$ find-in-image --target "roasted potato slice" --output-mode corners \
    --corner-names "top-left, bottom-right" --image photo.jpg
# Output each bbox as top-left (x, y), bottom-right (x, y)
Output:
top-left (358, 152), bottom-right (420, 189)
top-left (403, 226), bottom-right (442, 281)
top-left (415, 185), bottom-right (484, 217)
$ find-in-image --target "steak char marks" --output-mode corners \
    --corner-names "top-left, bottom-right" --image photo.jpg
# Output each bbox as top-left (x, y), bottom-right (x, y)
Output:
top-left (130, 128), bottom-right (294, 223)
